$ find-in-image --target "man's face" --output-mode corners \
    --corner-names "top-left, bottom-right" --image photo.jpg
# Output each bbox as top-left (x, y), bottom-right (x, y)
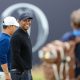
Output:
top-left (8, 25), bottom-right (17, 35)
top-left (19, 19), bottom-right (32, 31)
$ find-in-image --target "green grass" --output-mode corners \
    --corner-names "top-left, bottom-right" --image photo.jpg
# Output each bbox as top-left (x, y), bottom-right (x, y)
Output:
top-left (32, 66), bottom-right (45, 80)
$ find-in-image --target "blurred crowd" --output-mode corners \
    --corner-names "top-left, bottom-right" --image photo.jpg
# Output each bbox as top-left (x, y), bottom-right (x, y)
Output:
top-left (38, 9), bottom-right (80, 80)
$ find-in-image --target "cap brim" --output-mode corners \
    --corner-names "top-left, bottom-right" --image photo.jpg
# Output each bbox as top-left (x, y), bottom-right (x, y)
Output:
top-left (15, 22), bottom-right (19, 26)
top-left (22, 17), bottom-right (33, 20)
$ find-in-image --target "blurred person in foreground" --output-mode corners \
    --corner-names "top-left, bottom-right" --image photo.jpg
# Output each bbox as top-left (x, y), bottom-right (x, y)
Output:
top-left (0, 16), bottom-right (19, 80)
top-left (60, 8), bottom-right (80, 79)
top-left (39, 8), bottom-right (80, 80)
top-left (10, 9), bottom-right (33, 80)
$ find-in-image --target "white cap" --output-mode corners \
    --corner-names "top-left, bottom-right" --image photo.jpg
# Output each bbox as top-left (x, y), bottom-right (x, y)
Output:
top-left (3, 16), bottom-right (19, 26)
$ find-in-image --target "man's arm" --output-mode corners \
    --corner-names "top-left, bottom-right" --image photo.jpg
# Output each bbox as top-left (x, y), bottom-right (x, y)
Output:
top-left (1, 64), bottom-right (11, 80)
top-left (0, 39), bottom-right (11, 80)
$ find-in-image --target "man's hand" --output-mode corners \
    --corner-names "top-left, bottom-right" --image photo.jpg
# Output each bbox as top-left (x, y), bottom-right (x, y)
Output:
top-left (5, 72), bottom-right (11, 80)
top-left (1, 64), bottom-right (12, 80)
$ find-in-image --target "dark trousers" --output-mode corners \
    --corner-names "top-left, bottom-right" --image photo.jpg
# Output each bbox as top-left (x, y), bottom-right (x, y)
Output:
top-left (11, 69), bottom-right (32, 80)
top-left (75, 63), bottom-right (80, 78)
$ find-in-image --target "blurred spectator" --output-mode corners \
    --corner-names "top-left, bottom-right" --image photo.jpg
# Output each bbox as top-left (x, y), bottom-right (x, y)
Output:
top-left (39, 8), bottom-right (80, 80)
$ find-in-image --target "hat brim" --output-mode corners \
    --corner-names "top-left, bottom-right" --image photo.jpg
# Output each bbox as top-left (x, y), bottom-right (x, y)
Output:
top-left (19, 17), bottom-right (33, 21)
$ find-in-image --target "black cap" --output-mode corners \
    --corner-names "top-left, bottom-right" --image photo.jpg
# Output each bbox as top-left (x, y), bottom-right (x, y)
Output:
top-left (18, 9), bottom-right (33, 21)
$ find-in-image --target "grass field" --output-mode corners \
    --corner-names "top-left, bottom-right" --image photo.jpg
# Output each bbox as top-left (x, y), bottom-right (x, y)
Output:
top-left (32, 66), bottom-right (45, 80)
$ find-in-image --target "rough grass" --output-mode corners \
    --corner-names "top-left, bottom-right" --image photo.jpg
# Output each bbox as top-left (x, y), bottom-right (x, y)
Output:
top-left (32, 66), bottom-right (45, 80)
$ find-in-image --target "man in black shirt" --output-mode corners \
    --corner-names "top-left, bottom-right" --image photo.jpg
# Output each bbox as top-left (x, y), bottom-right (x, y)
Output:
top-left (10, 10), bottom-right (33, 80)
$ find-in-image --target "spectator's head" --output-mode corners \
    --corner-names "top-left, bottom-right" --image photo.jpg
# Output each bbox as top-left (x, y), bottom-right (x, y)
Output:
top-left (71, 9), bottom-right (80, 29)
top-left (3, 16), bottom-right (19, 35)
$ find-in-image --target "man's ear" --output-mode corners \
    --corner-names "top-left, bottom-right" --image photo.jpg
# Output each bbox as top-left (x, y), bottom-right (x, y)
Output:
top-left (7, 26), bottom-right (11, 30)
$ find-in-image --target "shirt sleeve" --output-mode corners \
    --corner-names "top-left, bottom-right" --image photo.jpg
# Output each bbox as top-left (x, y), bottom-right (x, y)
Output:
top-left (0, 39), bottom-right (10, 64)
top-left (10, 35), bottom-right (27, 70)
top-left (60, 32), bottom-right (75, 42)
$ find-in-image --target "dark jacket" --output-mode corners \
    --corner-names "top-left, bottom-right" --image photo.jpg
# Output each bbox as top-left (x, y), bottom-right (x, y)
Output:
top-left (10, 28), bottom-right (32, 72)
